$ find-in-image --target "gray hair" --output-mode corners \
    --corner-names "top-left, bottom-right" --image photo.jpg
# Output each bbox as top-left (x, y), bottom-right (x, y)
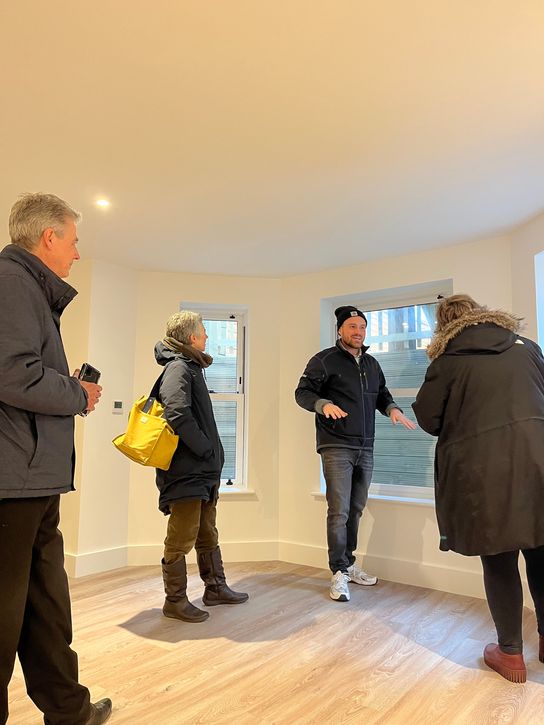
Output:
top-left (9, 193), bottom-right (81, 251)
top-left (166, 311), bottom-right (203, 344)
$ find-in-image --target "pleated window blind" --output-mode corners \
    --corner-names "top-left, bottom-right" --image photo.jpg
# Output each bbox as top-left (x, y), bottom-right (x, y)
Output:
top-left (203, 317), bottom-right (245, 485)
top-left (366, 303), bottom-right (437, 491)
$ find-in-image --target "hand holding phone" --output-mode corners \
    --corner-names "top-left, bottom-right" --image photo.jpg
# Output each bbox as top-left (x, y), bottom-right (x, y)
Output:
top-left (78, 363), bottom-right (101, 384)
top-left (75, 363), bottom-right (102, 414)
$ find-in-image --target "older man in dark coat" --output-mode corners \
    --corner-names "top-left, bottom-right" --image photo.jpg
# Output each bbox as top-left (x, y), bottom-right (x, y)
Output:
top-left (0, 194), bottom-right (111, 724)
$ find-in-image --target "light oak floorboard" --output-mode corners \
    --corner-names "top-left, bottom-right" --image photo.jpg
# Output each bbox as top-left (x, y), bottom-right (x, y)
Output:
top-left (6, 561), bottom-right (544, 724)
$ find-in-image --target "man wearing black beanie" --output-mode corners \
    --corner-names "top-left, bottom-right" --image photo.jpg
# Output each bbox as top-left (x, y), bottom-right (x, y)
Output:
top-left (295, 305), bottom-right (416, 602)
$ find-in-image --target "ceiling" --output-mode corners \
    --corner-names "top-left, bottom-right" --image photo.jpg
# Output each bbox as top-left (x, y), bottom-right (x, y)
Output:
top-left (1, 1), bottom-right (543, 277)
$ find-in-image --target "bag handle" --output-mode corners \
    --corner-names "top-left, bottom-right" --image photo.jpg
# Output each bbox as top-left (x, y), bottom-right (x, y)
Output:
top-left (149, 372), bottom-right (165, 400)
top-left (142, 365), bottom-right (170, 414)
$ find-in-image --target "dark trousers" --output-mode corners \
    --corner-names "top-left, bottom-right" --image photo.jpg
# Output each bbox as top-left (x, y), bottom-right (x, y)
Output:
top-left (163, 498), bottom-right (219, 565)
top-left (321, 447), bottom-right (374, 573)
top-left (0, 496), bottom-right (90, 725)
top-left (480, 545), bottom-right (544, 655)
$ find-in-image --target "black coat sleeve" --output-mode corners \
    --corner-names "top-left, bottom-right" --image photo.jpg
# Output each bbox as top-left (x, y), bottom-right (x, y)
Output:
top-left (159, 361), bottom-right (213, 459)
top-left (412, 358), bottom-right (450, 436)
top-left (294, 355), bottom-right (327, 412)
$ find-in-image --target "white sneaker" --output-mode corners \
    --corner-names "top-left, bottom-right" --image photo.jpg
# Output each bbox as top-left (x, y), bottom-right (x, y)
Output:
top-left (330, 571), bottom-right (350, 601)
top-left (347, 564), bottom-right (378, 586)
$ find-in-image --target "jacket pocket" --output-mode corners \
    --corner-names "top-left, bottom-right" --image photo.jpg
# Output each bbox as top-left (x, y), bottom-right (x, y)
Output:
top-left (29, 414), bottom-right (74, 484)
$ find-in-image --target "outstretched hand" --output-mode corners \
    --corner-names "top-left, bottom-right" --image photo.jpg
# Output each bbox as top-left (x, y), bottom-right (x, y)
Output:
top-left (390, 408), bottom-right (417, 430)
top-left (322, 403), bottom-right (348, 420)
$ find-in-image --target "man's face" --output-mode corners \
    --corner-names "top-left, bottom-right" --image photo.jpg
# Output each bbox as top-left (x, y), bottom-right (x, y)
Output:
top-left (339, 316), bottom-right (367, 350)
top-left (191, 323), bottom-right (208, 352)
top-left (47, 219), bottom-right (80, 278)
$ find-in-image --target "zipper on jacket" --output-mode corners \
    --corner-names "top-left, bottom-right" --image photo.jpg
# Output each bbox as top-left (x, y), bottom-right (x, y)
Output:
top-left (356, 357), bottom-right (366, 440)
top-left (337, 343), bottom-right (368, 442)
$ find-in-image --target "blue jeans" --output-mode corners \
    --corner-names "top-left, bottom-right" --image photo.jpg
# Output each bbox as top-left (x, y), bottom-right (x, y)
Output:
top-left (321, 446), bottom-right (374, 574)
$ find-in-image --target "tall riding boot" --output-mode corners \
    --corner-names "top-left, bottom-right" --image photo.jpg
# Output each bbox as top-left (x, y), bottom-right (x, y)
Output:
top-left (198, 546), bottom-right (249, 606)
top-left (161, 557), bottom-right (209, 622)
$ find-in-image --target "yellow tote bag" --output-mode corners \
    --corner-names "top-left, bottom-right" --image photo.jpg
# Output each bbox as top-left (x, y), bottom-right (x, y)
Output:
top-left (112, 373), bottom-right (178, 470)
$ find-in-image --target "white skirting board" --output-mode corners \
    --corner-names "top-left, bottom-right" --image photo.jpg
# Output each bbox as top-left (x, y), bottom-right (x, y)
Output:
top-left (277, 540), bottom-right (534, 603)
top-left (65, 540), bottom-right (279, 577)
top-left (64, 546), bottom-right (129, 578)
top-left (64, 539), bottom-right (534, 607)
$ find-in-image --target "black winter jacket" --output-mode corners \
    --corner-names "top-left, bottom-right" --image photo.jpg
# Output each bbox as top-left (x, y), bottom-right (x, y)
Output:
top-left (295, 341), bottom-right (397, 450)
top-left (154, 342), bottom-right (224, 514)
top-left (0, 245), bottom-right (88, 498)
top-left (412, 311), bottom-right (544, 556)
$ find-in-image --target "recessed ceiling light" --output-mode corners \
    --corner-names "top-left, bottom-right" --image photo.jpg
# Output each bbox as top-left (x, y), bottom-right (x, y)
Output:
top-left (95, 198), bottom-right (110, 208)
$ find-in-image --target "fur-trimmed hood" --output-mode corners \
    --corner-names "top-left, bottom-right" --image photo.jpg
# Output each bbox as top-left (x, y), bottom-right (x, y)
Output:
top-left (426, 309), bottom-right (523, 360)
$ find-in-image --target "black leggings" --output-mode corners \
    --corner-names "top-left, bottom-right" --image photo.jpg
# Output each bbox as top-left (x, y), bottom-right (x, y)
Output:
top-left (480, 545), bottom-right (544, 655)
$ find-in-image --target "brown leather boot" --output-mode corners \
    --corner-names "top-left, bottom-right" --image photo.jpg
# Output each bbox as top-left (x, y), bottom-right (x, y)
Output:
top-left (539, 634), bottom-right (544, 664)
top-left (483, 643), bottom-right (526, 683)
top-left (197, 547), bottom-right (249, 606)
top-left (161, 557), bottom-right (209, 622)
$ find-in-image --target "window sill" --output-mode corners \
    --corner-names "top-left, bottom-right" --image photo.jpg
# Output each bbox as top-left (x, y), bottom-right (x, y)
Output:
top-left (311, 491), bottom-right (435, 507)
top-left (219, 487), bottom-right (257, 500)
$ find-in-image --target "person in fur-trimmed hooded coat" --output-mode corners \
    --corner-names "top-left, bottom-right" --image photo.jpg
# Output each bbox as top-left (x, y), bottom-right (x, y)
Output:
top-left (412, 294), bottom-right (544, 683)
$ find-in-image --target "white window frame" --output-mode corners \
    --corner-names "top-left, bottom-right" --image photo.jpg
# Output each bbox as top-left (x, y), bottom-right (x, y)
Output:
top-left (535, 251), bottom-right (544, 347)
top-left (180, 302), bottom-right (248, 489)
top-left (321, 279), bottom-right (453, 501)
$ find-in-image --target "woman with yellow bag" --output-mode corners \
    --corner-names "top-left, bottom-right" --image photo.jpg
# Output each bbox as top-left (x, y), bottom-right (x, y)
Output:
top-left (154, 311), bottom-right (248, 623)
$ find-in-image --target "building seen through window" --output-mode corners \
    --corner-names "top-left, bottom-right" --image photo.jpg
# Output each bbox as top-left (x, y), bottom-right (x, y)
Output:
top-left (202, 316), bottom-right (245, 485)
top-left (366, 303), bottom-right (437, 490)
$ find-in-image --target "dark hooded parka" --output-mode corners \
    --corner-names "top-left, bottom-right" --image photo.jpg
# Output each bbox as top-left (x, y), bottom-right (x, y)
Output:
top-left (153, 341), bottom-right (224, 514)
top-left (412, 309), bottom-right (544, 556)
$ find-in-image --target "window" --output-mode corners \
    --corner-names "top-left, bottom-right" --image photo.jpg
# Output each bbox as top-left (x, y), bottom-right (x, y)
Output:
top-left (322, 280), bottom-right (452, 499)
top-left (181, 304), bottom-right (247, 487)
top-left (536, 251), bottom-right (544, 347)
top-left (365, 302), bottom-right (437, 498)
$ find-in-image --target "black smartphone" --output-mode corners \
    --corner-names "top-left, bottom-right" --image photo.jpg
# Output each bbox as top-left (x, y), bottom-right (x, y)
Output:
top-left (78, 363), bottom-right (101, 384)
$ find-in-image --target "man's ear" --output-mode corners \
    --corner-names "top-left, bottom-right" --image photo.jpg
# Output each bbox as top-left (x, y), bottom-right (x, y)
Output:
top-left (41, 227), bottom-right (56, 250)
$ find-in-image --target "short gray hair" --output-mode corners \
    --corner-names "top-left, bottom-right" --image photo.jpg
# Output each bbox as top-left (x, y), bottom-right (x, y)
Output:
top-left (9, 193), bottom-right (81, 251)
top-left (166, 311), bottom-right (203, 344)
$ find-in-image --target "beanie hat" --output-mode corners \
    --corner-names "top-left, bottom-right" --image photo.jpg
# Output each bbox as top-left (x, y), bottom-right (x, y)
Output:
top-left (335, 305), bottom-right (367, 329)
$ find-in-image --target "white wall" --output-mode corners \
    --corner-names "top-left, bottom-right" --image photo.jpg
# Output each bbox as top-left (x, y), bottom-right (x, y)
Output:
top-left (278, 235), bottom-right (513, 599)
top-left (61, 223), bottom-right (542, 601)
top-left (126, 270), bottom-right (282, 567)
top-left (61, 260), bottom-right (138, 576)
top-left (61, 263), bottom-right (282, 575)
top-left (60, 259), bottom-right (92, 560)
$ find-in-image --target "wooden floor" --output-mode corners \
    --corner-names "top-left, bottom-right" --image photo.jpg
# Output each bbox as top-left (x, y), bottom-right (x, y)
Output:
top-left (7, 562), bottom-right (544, 724)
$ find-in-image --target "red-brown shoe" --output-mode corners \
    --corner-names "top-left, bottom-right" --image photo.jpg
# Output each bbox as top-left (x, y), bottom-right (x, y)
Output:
top-left (483, 643), bottom-right (526, 683)
top-left (539, 634), bottom-right (544, 664)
